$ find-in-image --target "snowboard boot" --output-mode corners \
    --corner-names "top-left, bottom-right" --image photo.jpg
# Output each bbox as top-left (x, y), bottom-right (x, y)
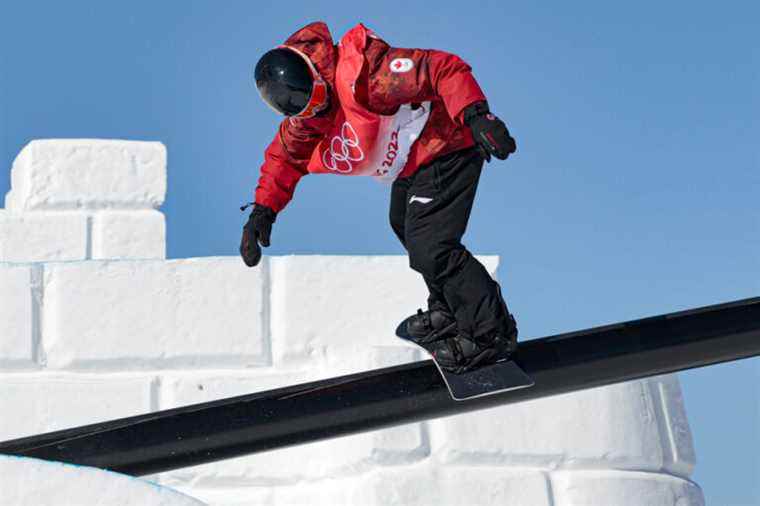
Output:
top-left (402, 302), bottom-right (457, 345)
top-left (431, 314), bottom-right (518, 374)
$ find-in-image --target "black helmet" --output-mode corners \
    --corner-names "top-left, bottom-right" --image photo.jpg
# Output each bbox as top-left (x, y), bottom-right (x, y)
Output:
top-left (255, 47), bottom-right (327, 117)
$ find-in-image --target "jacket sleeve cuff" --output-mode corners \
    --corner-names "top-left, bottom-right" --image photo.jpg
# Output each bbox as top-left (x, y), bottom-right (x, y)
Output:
top-left (254, 189), bottom-right (288, 214)
top-left (445, 80), bottom-right (487, 125)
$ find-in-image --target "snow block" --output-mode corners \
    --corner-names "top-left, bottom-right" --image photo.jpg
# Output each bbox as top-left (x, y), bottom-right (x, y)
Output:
top-left (0, 455), bottom-right (205, 506)
top-left (0, 373), bottom-right (152, 440)
top-left (325, 344), bottom-right (422, 381)
top-left (0, 210), bottom-right (87, 262)
top-left (171, 486), bottom-right (272, 506)
top-left (158, 370), bottom-right (320, 410)
top-left (356, 466), bottom-right (552, 506)
top-left (161, 426), bottom-right (379, 487)
top-left (647, 374), bottom-right (698, 477)
top-left (41, 258), bottom-right (267, 369)
top-left (0, 264), bottom-right (36, 367)
top-left (157, 350), bottom-right (420, 411)
top-left (550, 470), bottom-right (704, 506)
top-left (91, 210), bottom-right (166, 259)
top-left (6, 139), bottom-right (166, 211)
top-left (269, 255), bottom-right (498, 367)
top-left (157, 369), bottom-right (427, 486)
top-left (429, 377), bottom-right (691, 474)
top-left (171, 466), bottom-right (550, 506)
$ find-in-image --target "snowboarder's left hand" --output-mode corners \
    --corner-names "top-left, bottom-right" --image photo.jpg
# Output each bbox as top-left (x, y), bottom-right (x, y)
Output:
top-left (464, 101), bottom-right (516, 162)
top-left (240, 204), bottom-right (277, 267)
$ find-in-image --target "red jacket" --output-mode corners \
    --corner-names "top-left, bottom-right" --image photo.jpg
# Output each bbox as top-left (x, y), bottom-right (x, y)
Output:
top-left (254, 22), bottom-right (487, 213)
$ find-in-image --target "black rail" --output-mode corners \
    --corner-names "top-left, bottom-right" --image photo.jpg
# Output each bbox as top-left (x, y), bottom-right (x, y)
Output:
top-left (2, 297), bottom-right (759, 476)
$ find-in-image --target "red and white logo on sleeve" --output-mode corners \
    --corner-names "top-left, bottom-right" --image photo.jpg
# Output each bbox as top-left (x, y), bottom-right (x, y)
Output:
top-left (390, 58), bottom-right (414, 73)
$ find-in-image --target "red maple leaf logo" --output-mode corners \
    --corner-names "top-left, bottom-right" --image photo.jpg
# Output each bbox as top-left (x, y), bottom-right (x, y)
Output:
top-left (390, 58), bottom-right (412, 73)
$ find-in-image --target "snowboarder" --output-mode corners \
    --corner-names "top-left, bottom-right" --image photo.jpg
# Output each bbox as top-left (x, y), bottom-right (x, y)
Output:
top-left (241, 22), bottom-right (518, 373)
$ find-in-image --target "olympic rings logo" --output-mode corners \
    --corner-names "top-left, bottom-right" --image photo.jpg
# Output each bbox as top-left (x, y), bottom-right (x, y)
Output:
top-left (322, 122), bottom-right (364, 173)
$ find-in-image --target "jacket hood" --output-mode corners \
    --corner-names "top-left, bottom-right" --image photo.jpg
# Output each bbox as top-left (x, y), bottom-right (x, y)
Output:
top-left (282, 22), bottom-right (337, 87)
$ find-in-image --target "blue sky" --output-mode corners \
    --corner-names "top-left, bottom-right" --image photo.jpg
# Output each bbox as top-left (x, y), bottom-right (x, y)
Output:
top-left (1, 1), bottom-right (758, 503)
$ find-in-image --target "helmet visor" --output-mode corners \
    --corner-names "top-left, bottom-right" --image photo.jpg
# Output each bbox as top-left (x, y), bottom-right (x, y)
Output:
top-left (255, 47), bottom-right (316, 116)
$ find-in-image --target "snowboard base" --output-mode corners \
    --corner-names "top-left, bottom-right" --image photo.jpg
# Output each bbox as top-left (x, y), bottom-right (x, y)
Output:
top-left (395, 319), bottom-right (534, 401)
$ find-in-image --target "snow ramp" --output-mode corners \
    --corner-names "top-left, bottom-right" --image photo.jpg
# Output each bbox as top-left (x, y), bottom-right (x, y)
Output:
top-left (0, 455), bottom-right (205, 506)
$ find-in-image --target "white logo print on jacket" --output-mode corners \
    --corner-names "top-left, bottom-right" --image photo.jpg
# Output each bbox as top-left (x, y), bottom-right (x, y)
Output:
top-left (322, 122), bottom-right (364, 173)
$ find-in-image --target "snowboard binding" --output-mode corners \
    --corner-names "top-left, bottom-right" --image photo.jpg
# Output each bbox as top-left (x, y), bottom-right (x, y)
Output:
top-left (396, 312), bottom-right (531, 400)
top-left (397, 305), bottom-right (458, 346)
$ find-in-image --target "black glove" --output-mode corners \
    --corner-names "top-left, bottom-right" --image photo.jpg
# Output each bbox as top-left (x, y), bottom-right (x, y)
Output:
top-left (463, 101), bottom-right (516, 162)
top-left (239, 203), bottom-right (276, 267)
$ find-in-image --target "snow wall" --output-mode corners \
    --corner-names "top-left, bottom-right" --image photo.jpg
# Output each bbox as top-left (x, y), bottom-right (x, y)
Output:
top-left (0, 140), bottom-right (704, 506)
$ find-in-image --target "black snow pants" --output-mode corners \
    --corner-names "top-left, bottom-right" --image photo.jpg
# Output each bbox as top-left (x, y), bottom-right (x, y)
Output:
top-left (389, 146), bottom-right (513, 340)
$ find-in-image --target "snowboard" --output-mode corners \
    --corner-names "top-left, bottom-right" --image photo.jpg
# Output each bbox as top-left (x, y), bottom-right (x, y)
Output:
top-left (395, 319), bottom-right (534, 401)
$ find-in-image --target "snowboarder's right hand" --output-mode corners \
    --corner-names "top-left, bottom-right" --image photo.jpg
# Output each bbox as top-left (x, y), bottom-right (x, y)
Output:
top-left (240, 204), bottom-right (277, 267)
